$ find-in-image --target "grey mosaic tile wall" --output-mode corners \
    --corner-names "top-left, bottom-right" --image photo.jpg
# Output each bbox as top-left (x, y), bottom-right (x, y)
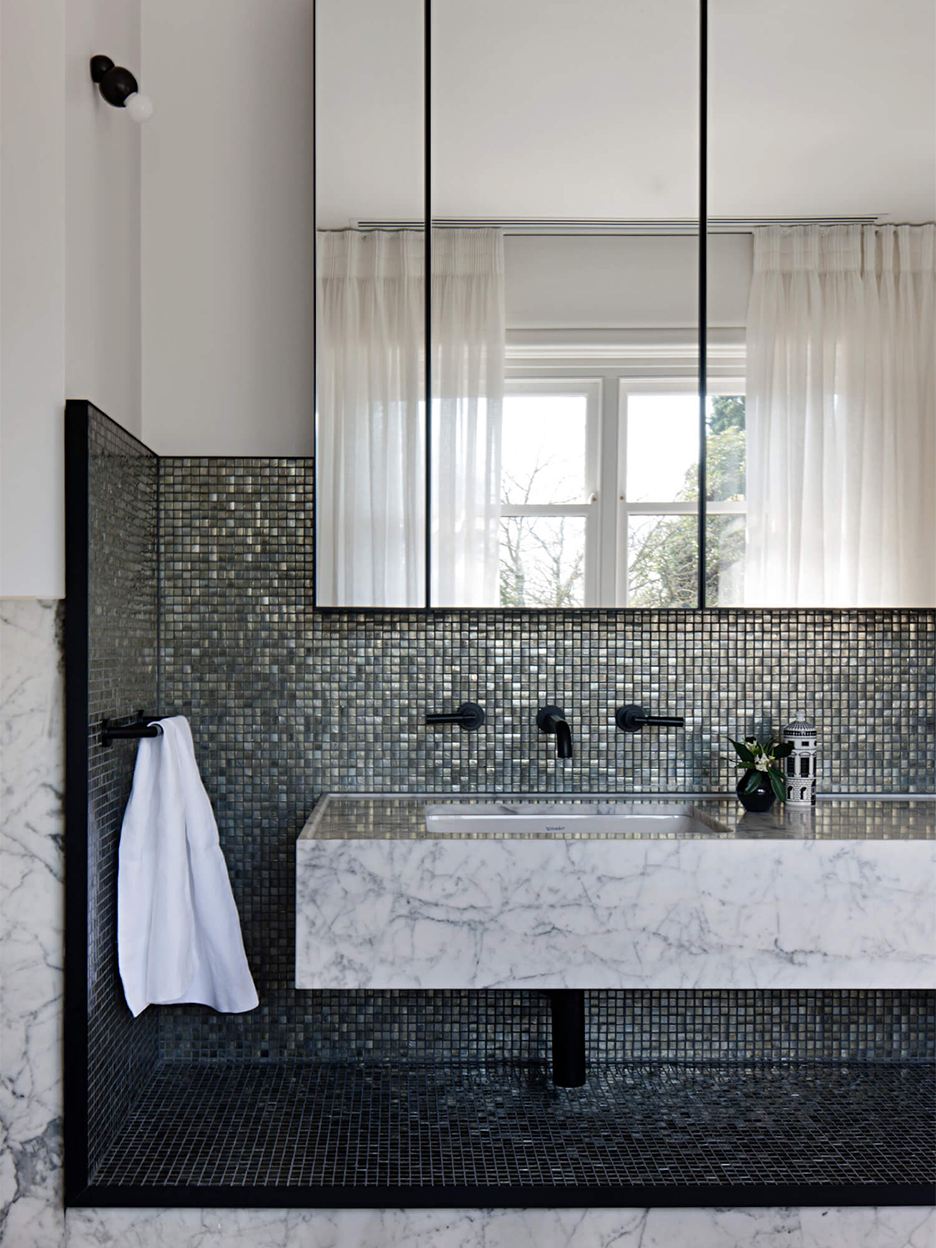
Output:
top-left (86, 409), bottom-right (161, 1171)
top-left (310, 609), bottom-right (934, 796)
top-left (157, 987), bottom-right (934, 1065)
top-left (157, 456), bottom-right (935, 1065)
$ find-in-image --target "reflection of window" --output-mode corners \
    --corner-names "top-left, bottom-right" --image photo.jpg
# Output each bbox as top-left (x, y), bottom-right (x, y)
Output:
top-left (624, 388), bottom-right (747, 608)
top-left (499, 381), bottom-right (598, 607)
top-left (501, 358), bottom-right (745, 608)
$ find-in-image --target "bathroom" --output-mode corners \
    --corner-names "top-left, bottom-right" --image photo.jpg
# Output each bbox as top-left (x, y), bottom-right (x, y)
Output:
top-left (1, 0), bottom-right (934, 1244)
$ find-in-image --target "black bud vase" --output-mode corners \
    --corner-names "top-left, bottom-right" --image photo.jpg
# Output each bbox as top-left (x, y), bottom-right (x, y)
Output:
top-left (736, 769), bottom-right (776, 813)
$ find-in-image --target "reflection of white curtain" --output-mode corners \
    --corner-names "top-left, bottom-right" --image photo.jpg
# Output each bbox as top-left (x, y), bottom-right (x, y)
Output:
top-left (745, 224), bottom-right (936, 607)
top-left (317, 228), bottom-right (504, 607)
top-left (317, 230), bottom-right (425, 607)
top-left (431, 229), bottom-right (504, 606)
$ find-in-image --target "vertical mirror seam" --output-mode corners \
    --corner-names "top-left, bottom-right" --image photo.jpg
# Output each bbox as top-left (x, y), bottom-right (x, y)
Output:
top-left (697, 0), bottom-right (708, 610)
top-left (424, 0), bottom-right (433, 610)
top-left (311, 0), bottom-right (318, 610)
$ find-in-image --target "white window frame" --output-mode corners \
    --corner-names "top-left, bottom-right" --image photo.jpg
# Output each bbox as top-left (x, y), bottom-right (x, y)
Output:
top-left (501, 377), bottom-right (602, 606)
top-left (504, 334), bottom-right (746, 607)
top-left (617, 376), bottom-right (747, 606)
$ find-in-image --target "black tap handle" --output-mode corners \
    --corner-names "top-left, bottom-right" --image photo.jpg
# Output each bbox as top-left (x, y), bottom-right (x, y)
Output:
top-left (616, 704), bottom-right (685, 733)
top-left (426, 702), bottom-right (485, 732)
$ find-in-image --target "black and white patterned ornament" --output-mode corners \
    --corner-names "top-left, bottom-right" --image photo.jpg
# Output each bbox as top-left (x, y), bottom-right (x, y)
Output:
top-left (783, 712), bottom-right (817, 806)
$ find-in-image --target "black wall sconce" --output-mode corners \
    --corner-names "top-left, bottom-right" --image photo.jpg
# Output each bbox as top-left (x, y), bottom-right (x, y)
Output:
top-left (89, 55), bottom-right (154, 123)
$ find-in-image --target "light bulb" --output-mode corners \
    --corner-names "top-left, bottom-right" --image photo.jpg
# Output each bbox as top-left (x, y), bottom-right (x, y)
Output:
top-left (124, 92), bottom-right (154, 123)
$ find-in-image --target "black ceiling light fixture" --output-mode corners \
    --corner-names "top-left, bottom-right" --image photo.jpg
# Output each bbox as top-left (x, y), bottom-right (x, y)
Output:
top-left (89, 55), bottom-right (154, 123)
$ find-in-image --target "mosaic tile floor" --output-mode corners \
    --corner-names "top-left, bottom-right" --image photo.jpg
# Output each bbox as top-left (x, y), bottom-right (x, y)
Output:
top-left (90, 1060), bottom-right (935, 1192)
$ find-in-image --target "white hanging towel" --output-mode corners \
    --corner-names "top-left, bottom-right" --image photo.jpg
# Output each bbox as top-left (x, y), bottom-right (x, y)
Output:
top-left (117, 715), bottom-right (259, 1017)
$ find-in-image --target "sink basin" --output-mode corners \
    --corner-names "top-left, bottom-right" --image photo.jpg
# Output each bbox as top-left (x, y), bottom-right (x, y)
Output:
top-left (424, 801), bottom-right (720, 837)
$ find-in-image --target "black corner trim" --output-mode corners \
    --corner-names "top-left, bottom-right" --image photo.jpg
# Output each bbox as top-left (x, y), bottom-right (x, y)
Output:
top-left (63, 400), bottom-right (92, 1202)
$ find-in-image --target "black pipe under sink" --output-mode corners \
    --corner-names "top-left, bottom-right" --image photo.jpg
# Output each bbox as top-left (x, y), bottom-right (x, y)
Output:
top-left (548, 990), bottom-right (587, 1087)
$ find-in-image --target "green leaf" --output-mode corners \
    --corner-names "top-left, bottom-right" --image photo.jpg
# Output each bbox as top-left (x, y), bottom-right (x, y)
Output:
top-left (729, 738), bottom-right (757, 767)
top-left (743, 770), bottom-right (762, 795)
top-left (774, 742), bottom-right (794, 758)
top-left (768, 769), bottom-right (787, 802)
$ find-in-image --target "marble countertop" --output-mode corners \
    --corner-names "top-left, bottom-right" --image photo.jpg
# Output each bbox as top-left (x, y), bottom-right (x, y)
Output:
top-left (298, 793), bottom-right (936, 841)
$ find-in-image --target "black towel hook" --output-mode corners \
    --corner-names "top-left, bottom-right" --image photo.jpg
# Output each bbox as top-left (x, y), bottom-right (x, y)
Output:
top-left (101, 711), bottom-right (163, 748)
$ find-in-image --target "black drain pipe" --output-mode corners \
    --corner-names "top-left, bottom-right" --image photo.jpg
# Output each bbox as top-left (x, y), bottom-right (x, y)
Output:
top-left (549, 990), bottom-right (587, 1087)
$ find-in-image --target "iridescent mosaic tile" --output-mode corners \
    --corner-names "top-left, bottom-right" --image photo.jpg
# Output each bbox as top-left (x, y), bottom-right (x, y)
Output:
top-left (155, 455), bottom-right (935, 1066)
top-left (86, 409), bottom-right (161, 1169)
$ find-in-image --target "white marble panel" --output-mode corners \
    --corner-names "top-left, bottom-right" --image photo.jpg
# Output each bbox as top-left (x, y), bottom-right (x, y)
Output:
top-left (1, 599), bottom-right (64, 1248)
top-left (63, 1205), bottom-right (936, 1248)
top-left (798, 1206), bottom-right (936, 1247)
top-left (296, 836), bottom-right (936, 989)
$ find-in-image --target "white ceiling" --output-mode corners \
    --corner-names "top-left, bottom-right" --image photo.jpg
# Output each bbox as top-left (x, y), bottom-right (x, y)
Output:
top-left (316, 0), bottom-right (935, 226)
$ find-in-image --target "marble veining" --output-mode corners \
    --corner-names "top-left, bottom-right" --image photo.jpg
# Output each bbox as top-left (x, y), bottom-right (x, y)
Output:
top-left (62, 1204), bottom-right (936, 1247)
top-left (0, 600), bottom-right (64, 1248)
top-left (297, 801), bottom-right (936, 990)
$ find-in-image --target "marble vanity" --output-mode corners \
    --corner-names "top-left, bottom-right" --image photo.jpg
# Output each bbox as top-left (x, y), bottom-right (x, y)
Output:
top-left (295, 795), bottom-right (936, 992)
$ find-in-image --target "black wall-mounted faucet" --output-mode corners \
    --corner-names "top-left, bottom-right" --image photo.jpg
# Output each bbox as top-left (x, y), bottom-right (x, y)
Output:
top-left (537, 705), bottom-right (573, 759)
top-left (616, 704), bottom-right (685, 733)
top-left (425, 702), bottom-right (486, 732)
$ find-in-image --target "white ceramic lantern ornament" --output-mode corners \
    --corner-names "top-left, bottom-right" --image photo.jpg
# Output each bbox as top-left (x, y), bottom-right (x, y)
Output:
top-left (783, 712), bottom-right (817, 807)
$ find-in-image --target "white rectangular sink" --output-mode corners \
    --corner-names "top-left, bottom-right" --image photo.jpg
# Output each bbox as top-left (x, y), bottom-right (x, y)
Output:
top-left (424, 802), bottom-right (719, 837)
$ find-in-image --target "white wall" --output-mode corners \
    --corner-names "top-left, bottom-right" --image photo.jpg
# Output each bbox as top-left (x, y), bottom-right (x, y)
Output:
top-left (1, 0), bottom-right (66, 598)
top-left (0, 0), bottom-right (142, 598)
top-left (140, 0), bottom-right (314, 456)
top-left (65, 0), bottom-right (142, 436)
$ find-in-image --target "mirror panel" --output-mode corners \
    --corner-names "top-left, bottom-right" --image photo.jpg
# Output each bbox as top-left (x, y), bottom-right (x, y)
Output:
top-left (708, 0), bottom-right (936, 607)
top-left (314, 0), bottom-right (934, 609)
top-left (315, 0), bottom-right (427, 607)
top-left (430, 0), bottom-right (701, 607)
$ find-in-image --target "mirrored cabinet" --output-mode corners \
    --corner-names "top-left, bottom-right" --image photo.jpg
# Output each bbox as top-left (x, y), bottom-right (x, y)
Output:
top-left (315, 0), bottom-right (935, 609)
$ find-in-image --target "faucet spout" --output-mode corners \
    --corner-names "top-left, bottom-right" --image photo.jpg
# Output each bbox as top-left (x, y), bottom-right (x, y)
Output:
top-left (537, 705), bottom-right (574, 760)
top-left (553, 717), bottom-right (573, 759)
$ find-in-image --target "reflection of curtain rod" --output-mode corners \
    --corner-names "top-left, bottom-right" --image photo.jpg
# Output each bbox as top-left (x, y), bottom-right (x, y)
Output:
top-left (351, 216), bottom-right (886, 236)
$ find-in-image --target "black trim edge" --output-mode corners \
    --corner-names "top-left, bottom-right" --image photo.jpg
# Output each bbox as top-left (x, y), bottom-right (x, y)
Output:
top-left (311, 0), bottom-right (318, 609)
top-left (697, 0), bottom-right (708, 610)
top-left (424, 0), bottom-right (433, 611)
top-left (64, 399), bottom-right (92, 1204)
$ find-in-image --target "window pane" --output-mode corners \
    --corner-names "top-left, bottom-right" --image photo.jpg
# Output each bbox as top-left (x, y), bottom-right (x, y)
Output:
top-left (501, 394), bottom-right (588, 505)
top-left (500, 516), bottom-right (586, 607)
top-left (626, 394), bottom-right (699, 502)
top-left (628, 514), bottom-right (698, 607)
top-left (706, 395), bottom-right (746, 502)
top-left (707, 513), bottom-right (745, 606)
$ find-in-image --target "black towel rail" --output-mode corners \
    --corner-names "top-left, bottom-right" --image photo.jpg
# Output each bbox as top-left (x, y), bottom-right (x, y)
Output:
top-left (101, 711), bottom-right (163, 748)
